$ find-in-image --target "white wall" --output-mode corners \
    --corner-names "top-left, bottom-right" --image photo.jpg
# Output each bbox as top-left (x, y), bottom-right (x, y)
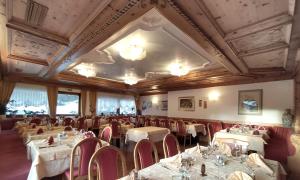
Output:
top-left (140, 94), bottom-right (168, 116)
top-left (168, 80), bottom-right (294, 125)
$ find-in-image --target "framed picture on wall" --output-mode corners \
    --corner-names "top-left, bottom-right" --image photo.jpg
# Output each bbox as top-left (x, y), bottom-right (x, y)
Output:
top-left (142, 101), bottom-right (152, 111)
top-left (178, 96), bottom-right (195, 111)
top-left (238, 89), bottom-right (263, 115)
top-left (160, 100), bottom-right (168, 111)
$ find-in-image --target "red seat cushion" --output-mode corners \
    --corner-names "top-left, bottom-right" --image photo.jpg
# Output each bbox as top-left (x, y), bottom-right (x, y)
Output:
top-left (65, 167), bottom-right (79, 180)
top-left (265, 139), bottom-right (288, 164)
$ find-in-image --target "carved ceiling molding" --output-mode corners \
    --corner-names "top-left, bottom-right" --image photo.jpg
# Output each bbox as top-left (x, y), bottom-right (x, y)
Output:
top-left (44, 0), bottom-right (144, 77)
top-left (44, 0), bottom-right (243, 79)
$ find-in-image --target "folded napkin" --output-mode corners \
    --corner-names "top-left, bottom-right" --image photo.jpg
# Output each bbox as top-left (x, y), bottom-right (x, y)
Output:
top-left (246, 153), bottom-right (273, 175)
top-left (83, 131), bottom-right (96, 138)
top-left (184, 144), bottom-right (203, 154)
top-left (227, 171), bottom-right (253, 180)
top-left (218, 143), bottom-right (232, 156)
top-left (160, 154), bottom-right (182, 164)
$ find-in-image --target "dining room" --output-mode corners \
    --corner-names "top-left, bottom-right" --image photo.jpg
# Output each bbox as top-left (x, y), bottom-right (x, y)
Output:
top-left (0, 0), bottom-right (300, 180)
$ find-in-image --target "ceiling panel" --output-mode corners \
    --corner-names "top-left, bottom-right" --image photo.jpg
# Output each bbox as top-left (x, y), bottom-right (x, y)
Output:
top-left (9, 30), bottom-right (62, 61)
top-left (12, 0), bottom-right (110, 37)
top-left (69, 8), bottom-right (221, 82)
top-left (243, 48), bottom-right (287, 68)
top-left (230, 24), bottom-right (291, 53)
top-left (202, 0), bottom-right (289, 33)
top-left (8, 59), bottom-right (44, 74)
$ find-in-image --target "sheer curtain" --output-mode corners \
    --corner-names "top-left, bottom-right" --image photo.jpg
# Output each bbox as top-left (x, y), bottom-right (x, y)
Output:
top-left (0, 80), bottom-right (15, 105)
top-left (120, 96), bottom-right (136, 114)
top-left (96, 93), bottom-right (136, 115)
top-left (8, 83), bottom-right (49, 115)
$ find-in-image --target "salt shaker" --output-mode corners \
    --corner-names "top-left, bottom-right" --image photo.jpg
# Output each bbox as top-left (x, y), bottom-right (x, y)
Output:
top-left (201, 164), bottom-right (206, 176)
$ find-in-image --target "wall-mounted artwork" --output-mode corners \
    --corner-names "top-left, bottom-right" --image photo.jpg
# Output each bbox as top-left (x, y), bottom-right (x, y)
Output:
top-left (199, 100), bottom-right (202, 107)
top-left (178, 96), bottom-right (195, 111)
top-left (238, 89), bottom-right (263, 115)
top-left (160, 100), bottom-right (168, 111)
top-left (142, 100), bottom-right (152, 111)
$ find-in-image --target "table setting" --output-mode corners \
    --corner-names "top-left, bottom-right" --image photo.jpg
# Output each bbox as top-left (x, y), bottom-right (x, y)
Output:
top-left (26, 129), bottom-right (108, 180)
top-left (121, 143), bottom-right (286, 180)
top-left (125, 126), bottom-right (170, 143)
top-left (213, 125), bottom-right (270, 155)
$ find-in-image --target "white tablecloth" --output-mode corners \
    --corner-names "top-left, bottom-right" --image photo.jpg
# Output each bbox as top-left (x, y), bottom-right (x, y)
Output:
top-left (125, 126), bottom-right (170, 143)
top-left (186, 124), bottom-right (206, 137)
top-left (213, 130), bottom-right (269, 155)
top-left (170, 123), bottom-right (206, 137)
top-left (27, 135), bottom-right (109, 180)
top-left (120, 146), bottom-right (286, 180)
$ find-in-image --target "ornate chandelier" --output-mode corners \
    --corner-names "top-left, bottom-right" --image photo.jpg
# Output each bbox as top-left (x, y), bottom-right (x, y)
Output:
top-left (119, 44), bottom-right (146, 61)
top-left (76, 63), bottom-right (96, 78)
top-left (117, 36), bottom-right (147, 61)
top-left (123, 69), bottom-right (139, 85)
top-left (168, 61), bottom-right (190, 76)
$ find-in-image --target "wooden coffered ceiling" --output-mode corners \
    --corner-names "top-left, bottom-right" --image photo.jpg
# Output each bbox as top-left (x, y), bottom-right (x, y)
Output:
top-left (0, 0), bottom-right (299, 95)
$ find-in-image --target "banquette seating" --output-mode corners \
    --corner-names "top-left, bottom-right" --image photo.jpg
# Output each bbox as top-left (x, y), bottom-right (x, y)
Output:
top-left (140, 116), bottom-right (295, 165)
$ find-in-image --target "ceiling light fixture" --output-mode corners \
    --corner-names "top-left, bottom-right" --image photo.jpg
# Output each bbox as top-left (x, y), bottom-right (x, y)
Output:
top-left (76, 63), bottom-right (96, 78)
top-left (123, 69), bottom-right (139, 85)
top-left (168, 61), bottom-right (190, 76)
top-left (117, 36), bottom-right (146, 61)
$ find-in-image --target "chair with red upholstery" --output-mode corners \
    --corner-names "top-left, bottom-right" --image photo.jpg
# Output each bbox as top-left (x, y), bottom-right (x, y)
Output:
top-left (207, 122), bottom-right (223, 142)
top-left (265, 127), bottom-right (295, 164)
top-left (111, 121), bottom-right (122, 146)
top-left (88, 145), bottom-right (127, 180)
top-left (76, 117), bottom-right (86, 131)
top-left (134, 139), bottom-right (159, 170)
top-left (163, 133), bottom-right (181, 158)
top-left (65, 137), bottom-right (102, 180)
top-left (99, 126), bottom-right (112, 143)
top-left (50, 118), bottom-right (58, 125)
top-left (152, 118), bottom-right (160, 127)
top-left (30, 118), bottom-right (42, 125)
top-left (161, 119), bottom-right (170, 129)
top-left (144, 118), bottom-right (151, 126)
top-left (63, 117), bottom-right (74, 126)
top-left (176, 120), bottom-right (191, 147)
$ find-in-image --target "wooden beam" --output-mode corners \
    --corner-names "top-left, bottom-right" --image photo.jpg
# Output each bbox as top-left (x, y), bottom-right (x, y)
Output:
top-left (6, 20), bottom-right (69, 46)
top-left (7, 54), bottom-right (49, 66)
top-left (225, 13), bottom-right (293, 41)
top-left (190, 0), bottom-right (248, 73)
top-left (238, 42), bottom-right (289, 57)
top-left (56, 72), bottom-right (128, 91)
top-left (286, 0), bottom-right (300, 72)
top-left (165, 0), bottom-right (243, 74)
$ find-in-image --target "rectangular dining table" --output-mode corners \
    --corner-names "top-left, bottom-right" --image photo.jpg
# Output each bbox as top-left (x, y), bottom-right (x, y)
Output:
top-left (26, 135), bottom-right (108, 180)
top-left (125, 126), bottom-right (170, 143)
top-left (120, 146), bottom-right (286, 180)
top-left (213, 128), bottom-right (270, 155)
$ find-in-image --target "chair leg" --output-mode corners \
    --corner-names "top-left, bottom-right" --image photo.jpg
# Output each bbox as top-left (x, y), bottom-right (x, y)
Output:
top-left (184, 136), bottom-right (186, 148)
top-left (189, 134), bottom-right (192, 145)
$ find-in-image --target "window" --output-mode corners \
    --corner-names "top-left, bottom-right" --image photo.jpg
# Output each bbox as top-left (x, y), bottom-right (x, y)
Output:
top-left (56, 92), bottom-right (80, 115)
top-left (7, 83), bottom-right (49, 115)
top-left (96, 93), bottom-right (136, 115)
top-left (120, 98), bottom-right (136, 114)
